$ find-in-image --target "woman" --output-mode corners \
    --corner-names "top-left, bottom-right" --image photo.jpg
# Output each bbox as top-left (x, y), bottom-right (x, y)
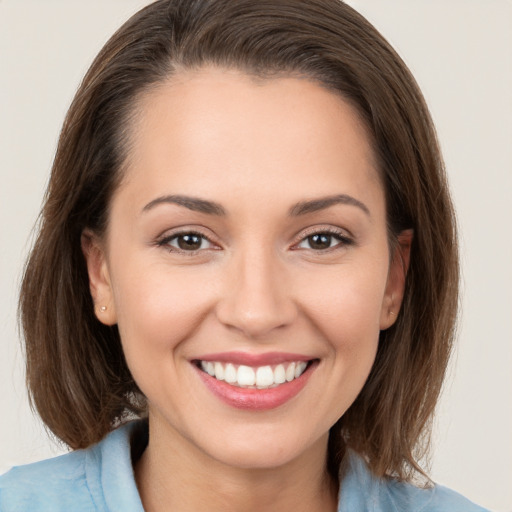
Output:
top-left (0, 1), bottom-right (490, 510)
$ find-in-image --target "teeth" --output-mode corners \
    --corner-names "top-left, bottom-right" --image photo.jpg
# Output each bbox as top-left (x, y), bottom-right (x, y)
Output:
top-left (237, 365), bottom-right (256, 386)
top-left (274, 364), bottom-right (286, 384)
top-left (295, 361), bottom-right (307, 378)
top-left (256, 366), bottom-right (274, 387)
top-left (224, 363), bottom-right (237, 383)
top-left (286, 362), bottom-right (296, 382)
top-left (214, 362), bottom-right (224, 381)
top-left (199, 360), bottom-right (310, 389)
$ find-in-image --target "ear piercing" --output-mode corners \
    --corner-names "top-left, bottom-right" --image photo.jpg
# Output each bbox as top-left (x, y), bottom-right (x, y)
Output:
top-left (99, 305), bottom-right (107, 312)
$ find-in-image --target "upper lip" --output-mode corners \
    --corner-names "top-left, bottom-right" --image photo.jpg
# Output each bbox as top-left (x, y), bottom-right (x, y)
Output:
top-left (193, 351), bottom-right (314, 366)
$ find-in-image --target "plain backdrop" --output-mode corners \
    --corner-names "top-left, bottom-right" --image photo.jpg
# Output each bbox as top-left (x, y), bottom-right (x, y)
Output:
top-left (1, 1), bottom-right (511, 511)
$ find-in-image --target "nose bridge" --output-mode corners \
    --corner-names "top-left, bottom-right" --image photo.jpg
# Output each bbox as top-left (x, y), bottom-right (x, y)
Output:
top-left (215, 240), bottom-right (296, 339)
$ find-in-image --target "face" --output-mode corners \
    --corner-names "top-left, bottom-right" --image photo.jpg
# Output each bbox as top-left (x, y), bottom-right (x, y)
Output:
top-left (84, 68), bottom-right (409, 471)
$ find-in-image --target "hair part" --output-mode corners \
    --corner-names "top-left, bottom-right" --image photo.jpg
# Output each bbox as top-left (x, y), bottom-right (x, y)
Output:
top-left (20, 0), bottom-right (458, 482)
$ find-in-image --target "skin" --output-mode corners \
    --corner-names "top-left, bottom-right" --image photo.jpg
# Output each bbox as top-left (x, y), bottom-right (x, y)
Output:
top-left (83, 68), bottom-right (411, 512)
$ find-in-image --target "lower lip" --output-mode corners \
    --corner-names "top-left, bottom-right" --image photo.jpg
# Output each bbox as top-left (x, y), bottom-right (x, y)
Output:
top-left (195, 362), bottom-right (317, 411)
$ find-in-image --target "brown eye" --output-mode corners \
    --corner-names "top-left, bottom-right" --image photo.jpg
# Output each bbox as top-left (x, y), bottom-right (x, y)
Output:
top-left (296, 230), bottom-right (353, 251)
top-left (307, 234), bottom-right (334, 250)
top-left (165, 232), bottom-right (213, 251)
top-left (177, 234), bottom-right (202, 250)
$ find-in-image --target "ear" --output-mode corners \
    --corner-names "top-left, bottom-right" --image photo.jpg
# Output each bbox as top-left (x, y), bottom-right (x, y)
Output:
top-left (380, 229), bottom-right (413, 330)
top-left (81, 229), bottom-right (117, 325)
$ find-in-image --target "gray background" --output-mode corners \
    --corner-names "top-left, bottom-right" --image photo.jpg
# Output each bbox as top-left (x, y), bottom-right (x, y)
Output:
top-left (1, 1), bottom-right (511, 510)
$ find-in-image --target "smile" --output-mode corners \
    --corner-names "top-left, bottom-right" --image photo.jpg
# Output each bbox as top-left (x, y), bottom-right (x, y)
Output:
top-left (193, 353), bottom-right (318, 410)
top-left (198, 361), bottom-right (309, 389)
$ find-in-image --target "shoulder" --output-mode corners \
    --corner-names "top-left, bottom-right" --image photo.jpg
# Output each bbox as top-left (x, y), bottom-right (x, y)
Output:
top-left (0, 421), bottom-right (145, 512)
top-left (338, 451), bottom-right (490, 512)
top-left (384, 478), bottom-right (490, 512)
top-left (0, 449), bottom-right (94, 512)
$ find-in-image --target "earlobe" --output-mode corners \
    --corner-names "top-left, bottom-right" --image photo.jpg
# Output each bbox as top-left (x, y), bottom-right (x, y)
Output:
top-left (81, 230), bottom-right (117, 326)
top-left (380, 229), bottom-right (413, 330)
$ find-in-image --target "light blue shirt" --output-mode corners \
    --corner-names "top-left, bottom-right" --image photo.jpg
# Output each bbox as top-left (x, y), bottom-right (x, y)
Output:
top-left (0, 421), bottom-right (489, 511)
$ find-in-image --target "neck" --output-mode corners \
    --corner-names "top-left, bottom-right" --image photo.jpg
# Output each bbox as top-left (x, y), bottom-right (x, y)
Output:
top-left (134, 418), bottom-right (338, 512)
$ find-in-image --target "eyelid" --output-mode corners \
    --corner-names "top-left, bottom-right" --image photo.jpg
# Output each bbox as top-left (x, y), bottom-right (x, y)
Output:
top-left (156, 227), bottom-right (221, 254)
top-left (291, 225), bottom-right (354, 250)
top-left (154, 224), bottom-right (354, 254)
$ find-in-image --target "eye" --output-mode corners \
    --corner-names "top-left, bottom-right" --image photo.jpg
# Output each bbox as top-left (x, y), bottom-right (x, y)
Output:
top-left (159, 231), bottom-right (215, 252)
top-left (295, 230), bottom-right (353, 251)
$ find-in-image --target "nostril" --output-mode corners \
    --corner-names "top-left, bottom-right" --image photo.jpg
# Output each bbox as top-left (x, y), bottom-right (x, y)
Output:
top-left (214, 292), bottom-right (297, 339)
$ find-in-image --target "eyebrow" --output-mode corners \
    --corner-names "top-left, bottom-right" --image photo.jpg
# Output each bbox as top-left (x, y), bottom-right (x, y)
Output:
top-left (141, 193), bottom-right (370, 217)
top-left (289, 194), bottom-right (370, 217)
top-left (142, 195), bottom-right (227, 216)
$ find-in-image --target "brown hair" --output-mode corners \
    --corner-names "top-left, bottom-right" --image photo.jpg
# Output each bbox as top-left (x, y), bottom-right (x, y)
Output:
top-left (20, 0), bottom-right (458, 482)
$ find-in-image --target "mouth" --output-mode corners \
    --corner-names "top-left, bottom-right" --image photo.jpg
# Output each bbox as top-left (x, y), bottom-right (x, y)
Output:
top-left (192, 354), bottom-right (319, 410)
top-left (195, 360), bottom-right (312, 390)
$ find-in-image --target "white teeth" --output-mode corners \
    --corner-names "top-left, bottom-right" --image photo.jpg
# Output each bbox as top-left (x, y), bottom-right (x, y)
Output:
top-left (274, 364), bottom-right (286, 384)
top-left (295, 361), bottom-right (307, 378)
top-left (214, 362), bottom-right (224, 381)
top-left (237, 365), bottom-right (256, 386)
top-left (205, 361), bottom-right (215, 377)
top-left (256, 366), bottom-right (274, 387)
top-left (286, 362), bottom-right (296, 382)
top-left (200, 360), bottom-right (310, 388)
top-left (224, 363), bottom-right (237, 383)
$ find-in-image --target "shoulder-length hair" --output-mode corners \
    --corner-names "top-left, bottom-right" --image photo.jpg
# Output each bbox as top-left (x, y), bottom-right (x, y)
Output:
top-left (20, 0), bottom-right (458, 482)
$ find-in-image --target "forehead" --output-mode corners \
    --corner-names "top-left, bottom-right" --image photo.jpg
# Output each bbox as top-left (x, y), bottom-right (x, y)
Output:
top-left (117, 67), bottom-right (382, 214)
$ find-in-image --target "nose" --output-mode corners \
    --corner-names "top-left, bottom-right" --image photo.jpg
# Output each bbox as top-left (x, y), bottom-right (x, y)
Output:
top-left (215, 246), bottom-right (297, 340)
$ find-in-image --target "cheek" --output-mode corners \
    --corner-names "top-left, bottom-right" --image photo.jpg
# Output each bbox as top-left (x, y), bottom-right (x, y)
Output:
top-left (109, 257), bottom-right (217, 361)
top-left (299, 263), bottom-right (388, 345)
top-left (295, 261), bottom-right (388, 409)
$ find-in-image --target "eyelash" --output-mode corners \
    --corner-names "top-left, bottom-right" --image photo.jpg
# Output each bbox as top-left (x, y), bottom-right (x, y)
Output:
top-left (294, 227), bottom-right (354, 252)
top-left (156, 227), bottom-right (354, 255)
top-left (157, 230), bottom-right (217, 255)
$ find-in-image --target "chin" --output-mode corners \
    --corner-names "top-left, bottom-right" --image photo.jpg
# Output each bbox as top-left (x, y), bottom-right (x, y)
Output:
top-left (198, 423), bottom-right (329, 472)
top-left (209, 444), bottom-right (303, 471)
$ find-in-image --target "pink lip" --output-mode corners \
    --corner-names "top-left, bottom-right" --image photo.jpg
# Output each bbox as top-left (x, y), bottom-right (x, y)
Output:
top-left (193, 358), bottom-right (318, 411)
top-left (195, 351), bottom-right (312, 366)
